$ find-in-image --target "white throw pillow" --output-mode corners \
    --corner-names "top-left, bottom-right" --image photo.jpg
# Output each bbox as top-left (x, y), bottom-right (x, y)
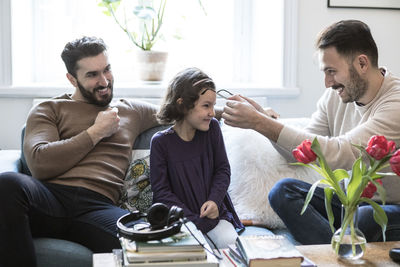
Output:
top-left (222, 118), bottom-right (321, 229)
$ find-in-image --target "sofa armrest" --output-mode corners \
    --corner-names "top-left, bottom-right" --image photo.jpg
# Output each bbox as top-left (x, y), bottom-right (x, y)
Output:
top-left (0, 150), bottom-right (22, 173)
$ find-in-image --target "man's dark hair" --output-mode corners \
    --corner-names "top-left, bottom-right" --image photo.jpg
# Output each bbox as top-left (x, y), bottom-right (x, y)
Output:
top-left (61, 36), bottom-right (107, 78)
top-left (316, 20), bottom-right (378, 67)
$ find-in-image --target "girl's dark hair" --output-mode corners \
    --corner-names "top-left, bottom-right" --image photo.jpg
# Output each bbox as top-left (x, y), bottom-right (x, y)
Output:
top-left (61, 36), bottom-right (107, 78)
top-left (157, 67), bottom-right (215, 124)
top-left (316, 20), bottom-right (378, 67)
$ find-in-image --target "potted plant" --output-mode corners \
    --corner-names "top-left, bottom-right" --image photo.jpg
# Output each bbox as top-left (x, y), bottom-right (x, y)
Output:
top-left (99, 0), bottom-right (168, 82)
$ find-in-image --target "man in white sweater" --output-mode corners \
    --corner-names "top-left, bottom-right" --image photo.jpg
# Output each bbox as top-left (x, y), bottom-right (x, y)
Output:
top-left (222, 20), bottom-right (400, 244)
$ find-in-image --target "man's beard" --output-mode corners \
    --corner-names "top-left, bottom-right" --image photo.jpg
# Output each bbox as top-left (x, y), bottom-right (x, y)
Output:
top-left (346, 65), bottom-right (368, 103)
top-left (342, 66), bottom-right (368, 103)
top-left (77, 80), bottom-right (113, 107)
top-left (332, 65), bottom-right (368, 103)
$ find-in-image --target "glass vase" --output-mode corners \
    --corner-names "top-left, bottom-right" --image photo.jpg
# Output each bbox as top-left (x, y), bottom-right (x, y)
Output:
top-left (331, 205), bottom-right (366, 260)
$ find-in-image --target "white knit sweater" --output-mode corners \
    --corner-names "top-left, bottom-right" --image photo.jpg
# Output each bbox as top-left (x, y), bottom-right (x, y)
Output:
top-left (276, 68), bottom-right (400, 203)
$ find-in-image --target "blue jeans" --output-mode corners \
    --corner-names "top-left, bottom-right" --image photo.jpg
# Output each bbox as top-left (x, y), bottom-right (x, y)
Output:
top-left (0, 172), bottom-right (129, 267)
top-left (268, 178), bottom-right (400, 245)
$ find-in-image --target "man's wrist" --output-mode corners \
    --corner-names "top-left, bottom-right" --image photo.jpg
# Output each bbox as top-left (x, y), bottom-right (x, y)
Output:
top-left (86, 127), bottom-right (102, 145)
top-left (253, 111), bottom-right (267, 131)
top-left (253, 112), bottom-right (283, 142)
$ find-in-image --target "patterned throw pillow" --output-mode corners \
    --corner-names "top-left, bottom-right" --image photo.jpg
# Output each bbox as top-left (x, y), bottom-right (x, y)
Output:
top-left (119, 150), bottom-right (153, 213)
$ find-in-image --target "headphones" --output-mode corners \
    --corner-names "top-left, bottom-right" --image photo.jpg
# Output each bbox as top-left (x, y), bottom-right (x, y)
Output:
top-left (117, 203), bottom-right (184, 241)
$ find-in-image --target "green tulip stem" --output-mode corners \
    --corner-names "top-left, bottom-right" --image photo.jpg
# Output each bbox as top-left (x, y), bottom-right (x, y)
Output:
top-left (334, 205), bottom-right (361, 256)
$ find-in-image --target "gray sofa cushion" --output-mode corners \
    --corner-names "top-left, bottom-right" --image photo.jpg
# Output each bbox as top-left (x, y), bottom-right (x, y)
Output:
top-left (133, 124), bottom-right (170, 149)
top-left (20, 126), bottom-right (31, 176)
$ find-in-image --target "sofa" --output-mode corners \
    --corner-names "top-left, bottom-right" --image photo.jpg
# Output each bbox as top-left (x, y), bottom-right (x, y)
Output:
top-left (0, 119), bottom-right (313, 267)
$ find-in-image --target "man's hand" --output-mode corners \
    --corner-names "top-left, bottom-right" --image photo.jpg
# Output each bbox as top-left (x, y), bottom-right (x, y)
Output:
top-left (87, 107), bottom-right (120, 144)
top-left (230, 95), bottom-right (280, 119)
top-left (222, 95), bottom-right (263, 129)
top-left (200, 200), bottom-right (219, 219)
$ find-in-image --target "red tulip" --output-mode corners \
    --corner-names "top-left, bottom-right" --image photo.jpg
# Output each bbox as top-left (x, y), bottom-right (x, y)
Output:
top-left (292, 139), bottom-right (317, 164)
top-left (366, 136), bottom-right (395, 160)
top-left (361, 179), bottom-right (382, 199)
top-left (390, 149), bottom-right (400, 176)
top-left (388, 141), bottom-right (396, 153)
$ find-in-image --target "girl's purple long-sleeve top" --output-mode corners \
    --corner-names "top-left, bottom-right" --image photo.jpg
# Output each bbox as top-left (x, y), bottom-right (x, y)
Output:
top-left (150, 119), bottom-right (244, 233)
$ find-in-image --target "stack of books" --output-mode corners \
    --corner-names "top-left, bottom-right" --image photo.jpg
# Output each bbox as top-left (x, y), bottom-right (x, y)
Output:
top-left (119, 222), bottom-right (218, 267)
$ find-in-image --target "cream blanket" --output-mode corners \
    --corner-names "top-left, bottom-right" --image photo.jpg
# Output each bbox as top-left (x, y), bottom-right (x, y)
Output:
top-left (222, 118), bottom-right (321, 229)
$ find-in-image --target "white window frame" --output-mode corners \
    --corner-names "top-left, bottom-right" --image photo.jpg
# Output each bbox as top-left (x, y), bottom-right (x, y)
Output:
top-left (0, 0), bottom-right (299, 98)
top-left (0, 0), bottom-right (12, 87)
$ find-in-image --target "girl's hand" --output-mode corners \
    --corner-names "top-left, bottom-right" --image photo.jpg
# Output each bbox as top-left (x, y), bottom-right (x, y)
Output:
top-left (199, 200), bottom-right (219, 219)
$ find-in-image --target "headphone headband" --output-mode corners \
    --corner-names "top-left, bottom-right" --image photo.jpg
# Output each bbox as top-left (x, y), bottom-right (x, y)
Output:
top-left (116, 205), bottom-right (183, 241)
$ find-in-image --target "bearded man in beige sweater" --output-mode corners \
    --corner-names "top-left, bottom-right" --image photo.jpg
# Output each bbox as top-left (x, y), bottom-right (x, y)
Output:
top-left (0, 36), bottom-right (159, 267)
top-left (222, 20), bottom-right (400, 244)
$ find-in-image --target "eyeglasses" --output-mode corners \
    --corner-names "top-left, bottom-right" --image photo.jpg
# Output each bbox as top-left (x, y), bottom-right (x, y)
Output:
top-left (216, 89), bottom-right (234, 99)
top-left (200, 88), bottom-right (234, 99)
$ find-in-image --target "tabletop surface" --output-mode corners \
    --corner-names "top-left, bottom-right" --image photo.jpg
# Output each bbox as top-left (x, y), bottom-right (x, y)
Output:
top-left (93, 241), bottom-right (400, 267)
top-left (296, 241), bottom-right (400, 267)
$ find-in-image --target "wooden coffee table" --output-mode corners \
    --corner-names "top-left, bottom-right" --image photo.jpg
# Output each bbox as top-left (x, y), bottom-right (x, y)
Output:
top-left (93, 241), bottom-right (400, 267)
top-left (296, 241), bottom-right (400, 267)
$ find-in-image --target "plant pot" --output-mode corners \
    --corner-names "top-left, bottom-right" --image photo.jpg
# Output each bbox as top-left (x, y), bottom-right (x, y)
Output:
top-left (135, 50), bottom-right (168, 82)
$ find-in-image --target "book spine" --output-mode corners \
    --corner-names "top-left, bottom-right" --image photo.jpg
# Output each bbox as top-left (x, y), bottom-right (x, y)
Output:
top-left (223, 250), bottom-right (237, 267)
top-left (228, 250), bottom-right (247, 266)
top-left (235, 238), bottom-right (249, 265)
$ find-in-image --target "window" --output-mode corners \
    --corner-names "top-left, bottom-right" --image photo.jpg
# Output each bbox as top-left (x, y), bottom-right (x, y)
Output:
top-left (3, 0), bottom-right (297, 94)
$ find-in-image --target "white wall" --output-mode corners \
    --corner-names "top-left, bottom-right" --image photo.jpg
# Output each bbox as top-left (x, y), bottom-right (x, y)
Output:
top-left (1, 0), bottom-right (400, 149)
top-left (268, 0), bottom-right (400, 118)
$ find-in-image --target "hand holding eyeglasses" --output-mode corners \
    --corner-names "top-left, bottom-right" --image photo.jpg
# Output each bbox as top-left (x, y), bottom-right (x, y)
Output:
top-left (218, 89), bottom-right (279, 119)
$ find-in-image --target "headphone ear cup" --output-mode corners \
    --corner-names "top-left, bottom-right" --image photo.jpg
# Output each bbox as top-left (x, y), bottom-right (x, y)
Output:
top-left (147, 203), bottom-right (170, 230)
top-left (167, 205), bottom-right (184, 226)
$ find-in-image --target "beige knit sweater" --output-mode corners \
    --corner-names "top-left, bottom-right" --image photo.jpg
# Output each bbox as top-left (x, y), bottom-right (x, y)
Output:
top-left (276, 69), bottom-right (400, 203)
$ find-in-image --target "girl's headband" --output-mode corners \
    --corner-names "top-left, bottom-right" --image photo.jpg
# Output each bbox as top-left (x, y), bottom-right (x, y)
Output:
top-left (192, 78), bottom-right (213, 87)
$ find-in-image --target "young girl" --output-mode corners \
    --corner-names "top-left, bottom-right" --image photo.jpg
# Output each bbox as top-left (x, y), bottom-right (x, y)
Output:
top-left (150, 67), bottom-right (244, 249)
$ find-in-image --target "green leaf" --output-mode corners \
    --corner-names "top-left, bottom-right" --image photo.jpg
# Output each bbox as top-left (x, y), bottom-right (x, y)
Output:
top-left (371, 173), bottom-right (383, 179)
top-left (347, 157), bottom-right (363, 203)
top-left (102, 10), bottom-right (111, 16)
top-left (324, 187), bottom-right (335, 233)
top-left (352, 142), bottom-right (374, 166)
top-left (310, 139), bottom-right (347, 202)
top-left (319, 179), bottom-right (334, 187)
top-left (333, 169), bottom-right (349, 182)
top-left (291, 162), bottom-right (327, 180)
top-left (370, 177), bottom-right (386, 205)
top-left (311, 139), bottom-right (332, 176)
top-left (290, 162), bottom-right (311, 167)
top-left (360, 197), bottom-right (388, 241)
top-left (133, 6), bottom-right (157, 20)
top-left (352, 143), bottom-right (364, 151)
top-left (301, 180), bottom-right (321, 215)
top-left (349, 176), bottom-right (370, 207)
